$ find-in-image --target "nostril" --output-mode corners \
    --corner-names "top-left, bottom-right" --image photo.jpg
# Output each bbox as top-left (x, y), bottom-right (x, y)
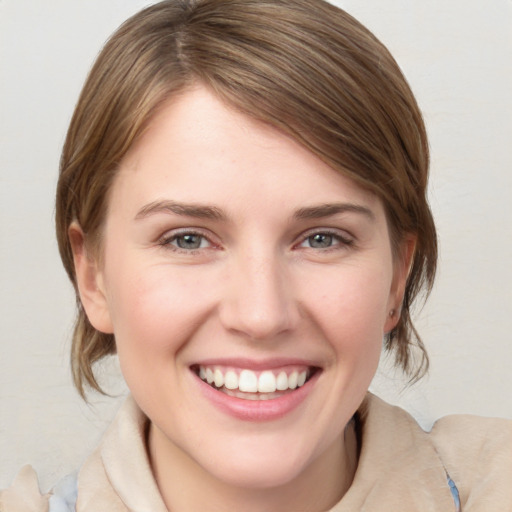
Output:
top-left (218, 300), bottom-right (299, 341)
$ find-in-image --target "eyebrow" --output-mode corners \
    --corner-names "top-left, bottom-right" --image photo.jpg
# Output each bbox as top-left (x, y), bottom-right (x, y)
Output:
top-left (134, 200), bottom-right (226, 221)
top-left (134, 200), bottom-right (375, 223)
top-left (294, 203), bottom-right (375, 221)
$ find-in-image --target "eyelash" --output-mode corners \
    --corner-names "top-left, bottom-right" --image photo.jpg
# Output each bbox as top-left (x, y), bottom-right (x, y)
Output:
top-left (157, 228), bottom-right (354, 254)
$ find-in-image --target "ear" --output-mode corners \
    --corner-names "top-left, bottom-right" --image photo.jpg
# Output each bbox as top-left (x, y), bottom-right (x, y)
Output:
top-left (68, 222), bottom-right (113, 334)
top-left (384, 235), bottom-right (416, 333)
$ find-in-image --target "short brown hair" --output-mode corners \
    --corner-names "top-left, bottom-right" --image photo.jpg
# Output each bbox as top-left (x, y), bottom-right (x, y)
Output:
top-left (56, 0), bottom-right (437, 398)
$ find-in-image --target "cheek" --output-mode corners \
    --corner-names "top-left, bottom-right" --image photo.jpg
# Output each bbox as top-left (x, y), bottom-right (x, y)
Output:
top-left (311, 264), bottom-right (392, 352)
top-left (105, 265), bottom-right (214, 369)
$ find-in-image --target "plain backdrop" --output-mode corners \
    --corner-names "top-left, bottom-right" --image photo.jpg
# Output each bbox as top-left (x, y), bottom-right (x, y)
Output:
top-left (1, 0), bottom-right (511, 491)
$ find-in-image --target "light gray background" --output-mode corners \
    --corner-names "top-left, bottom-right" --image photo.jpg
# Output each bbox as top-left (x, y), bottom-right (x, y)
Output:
top-left (1, 0), bottom-right (511, 491)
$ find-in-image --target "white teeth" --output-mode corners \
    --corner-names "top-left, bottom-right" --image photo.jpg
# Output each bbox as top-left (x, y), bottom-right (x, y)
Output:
top-left (239, 369), bottom-right (258, 392)
top-left (198, 366), bottom-right (311, 394)
top-left (258, 371), bottom-right (277, 393)
top-left (276, 371), bottom-right (288, 391)
top-left (214, 368), bottom-right (224, 388)
top-left (224, 370), bottom-right (239, 390)
top-left (288, 371), bottom-right (298, 389)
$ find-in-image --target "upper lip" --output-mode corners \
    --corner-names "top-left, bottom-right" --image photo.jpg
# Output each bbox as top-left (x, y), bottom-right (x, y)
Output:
top-left (190, 357), bottom-right (322, 371)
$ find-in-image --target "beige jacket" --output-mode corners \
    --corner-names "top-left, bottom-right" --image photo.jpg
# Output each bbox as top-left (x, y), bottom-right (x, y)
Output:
top-left (2, 393), bottom-right (511, 511)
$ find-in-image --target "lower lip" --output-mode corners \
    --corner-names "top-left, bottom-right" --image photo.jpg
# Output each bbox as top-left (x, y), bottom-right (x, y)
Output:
top-left (193, 371), bottom-right (319, 422)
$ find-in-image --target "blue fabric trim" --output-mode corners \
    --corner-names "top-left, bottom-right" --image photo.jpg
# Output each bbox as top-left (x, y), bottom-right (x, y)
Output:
top-left (447, 475), bottom-right (461, 512)
top-left (48, 473), bottom-right (78, 512)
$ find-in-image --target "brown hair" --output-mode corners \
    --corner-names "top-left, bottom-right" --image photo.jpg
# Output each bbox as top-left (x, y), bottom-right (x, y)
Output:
top-left (56, 0), bottom-right (437, 398)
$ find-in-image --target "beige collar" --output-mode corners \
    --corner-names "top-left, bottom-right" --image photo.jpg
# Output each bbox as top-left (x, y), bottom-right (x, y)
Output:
top-left (330, 393), bottom-right (455, 511)
top-left (76, 393), bottom-right (455, 511)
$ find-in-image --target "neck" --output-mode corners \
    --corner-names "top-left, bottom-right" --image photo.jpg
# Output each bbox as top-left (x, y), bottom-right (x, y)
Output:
top-left (148, 420), bottom-right (358, 512)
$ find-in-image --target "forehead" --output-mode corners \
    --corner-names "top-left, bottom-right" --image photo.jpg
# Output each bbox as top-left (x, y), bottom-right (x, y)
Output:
top-left (111, 86), bottom-right (383, 219)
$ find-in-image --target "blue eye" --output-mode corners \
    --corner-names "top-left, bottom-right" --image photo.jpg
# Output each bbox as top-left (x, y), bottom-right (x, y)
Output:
top-left (298, 231), bottom-right (353, 250)
top-left (175, 234), bottom-right (204, 249)
top-left (164, 233), bottom-right (211, 250)
top-left (307, 233), bottom-right (335, 249)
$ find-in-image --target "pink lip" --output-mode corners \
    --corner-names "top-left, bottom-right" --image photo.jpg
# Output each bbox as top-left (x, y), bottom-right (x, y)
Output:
top-left (192, 366), bottom-right (320, 422)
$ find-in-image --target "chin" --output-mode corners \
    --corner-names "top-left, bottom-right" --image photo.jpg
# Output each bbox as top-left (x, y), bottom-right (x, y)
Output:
top-left (193, 432), bottom-right (319, 490)
top-left (206, 455), bottom-right (309, 490)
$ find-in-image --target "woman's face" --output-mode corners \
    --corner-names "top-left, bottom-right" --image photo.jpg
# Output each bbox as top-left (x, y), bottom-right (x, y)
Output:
top-left (77, 86), bottom-right (407, 490)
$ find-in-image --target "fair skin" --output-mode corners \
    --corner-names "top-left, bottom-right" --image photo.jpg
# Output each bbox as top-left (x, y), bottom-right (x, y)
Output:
top-left (71, 86), bottom-right (412, 512)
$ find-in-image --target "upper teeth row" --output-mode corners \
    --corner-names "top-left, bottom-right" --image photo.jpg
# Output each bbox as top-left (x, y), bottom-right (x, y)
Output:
top-left (198, 367), bottom-right (308, 393)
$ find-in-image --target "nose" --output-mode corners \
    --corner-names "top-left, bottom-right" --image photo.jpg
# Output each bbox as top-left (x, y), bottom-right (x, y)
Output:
top-left (218, 248), bottom-right (299, 341)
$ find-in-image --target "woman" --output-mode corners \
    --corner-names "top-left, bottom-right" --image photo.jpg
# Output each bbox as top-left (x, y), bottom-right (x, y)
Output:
top-left (2, 0), bottom-right (510, 510)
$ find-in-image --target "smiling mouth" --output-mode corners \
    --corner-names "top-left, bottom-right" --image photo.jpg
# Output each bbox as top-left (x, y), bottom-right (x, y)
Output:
top-left (192, 365), bottom-right (319, 401)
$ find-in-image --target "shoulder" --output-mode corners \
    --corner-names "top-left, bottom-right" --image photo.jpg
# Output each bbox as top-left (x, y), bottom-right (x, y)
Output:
top-left (0, 466), bottom-right (49, 512)
top-left (430, 413), bottom-right (512, 510)
top-left (355, 394), bottom-right (512, 510)
top-left (430, 413), bottom-right (512, 469)
top-left (0, 466), bottom-right (77, 512)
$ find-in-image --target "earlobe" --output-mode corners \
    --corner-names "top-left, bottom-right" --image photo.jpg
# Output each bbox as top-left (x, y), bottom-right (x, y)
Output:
top-left (68, 223), bottom-right (113, 334)
top-left (384, 236), bottom-right (416, 333)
